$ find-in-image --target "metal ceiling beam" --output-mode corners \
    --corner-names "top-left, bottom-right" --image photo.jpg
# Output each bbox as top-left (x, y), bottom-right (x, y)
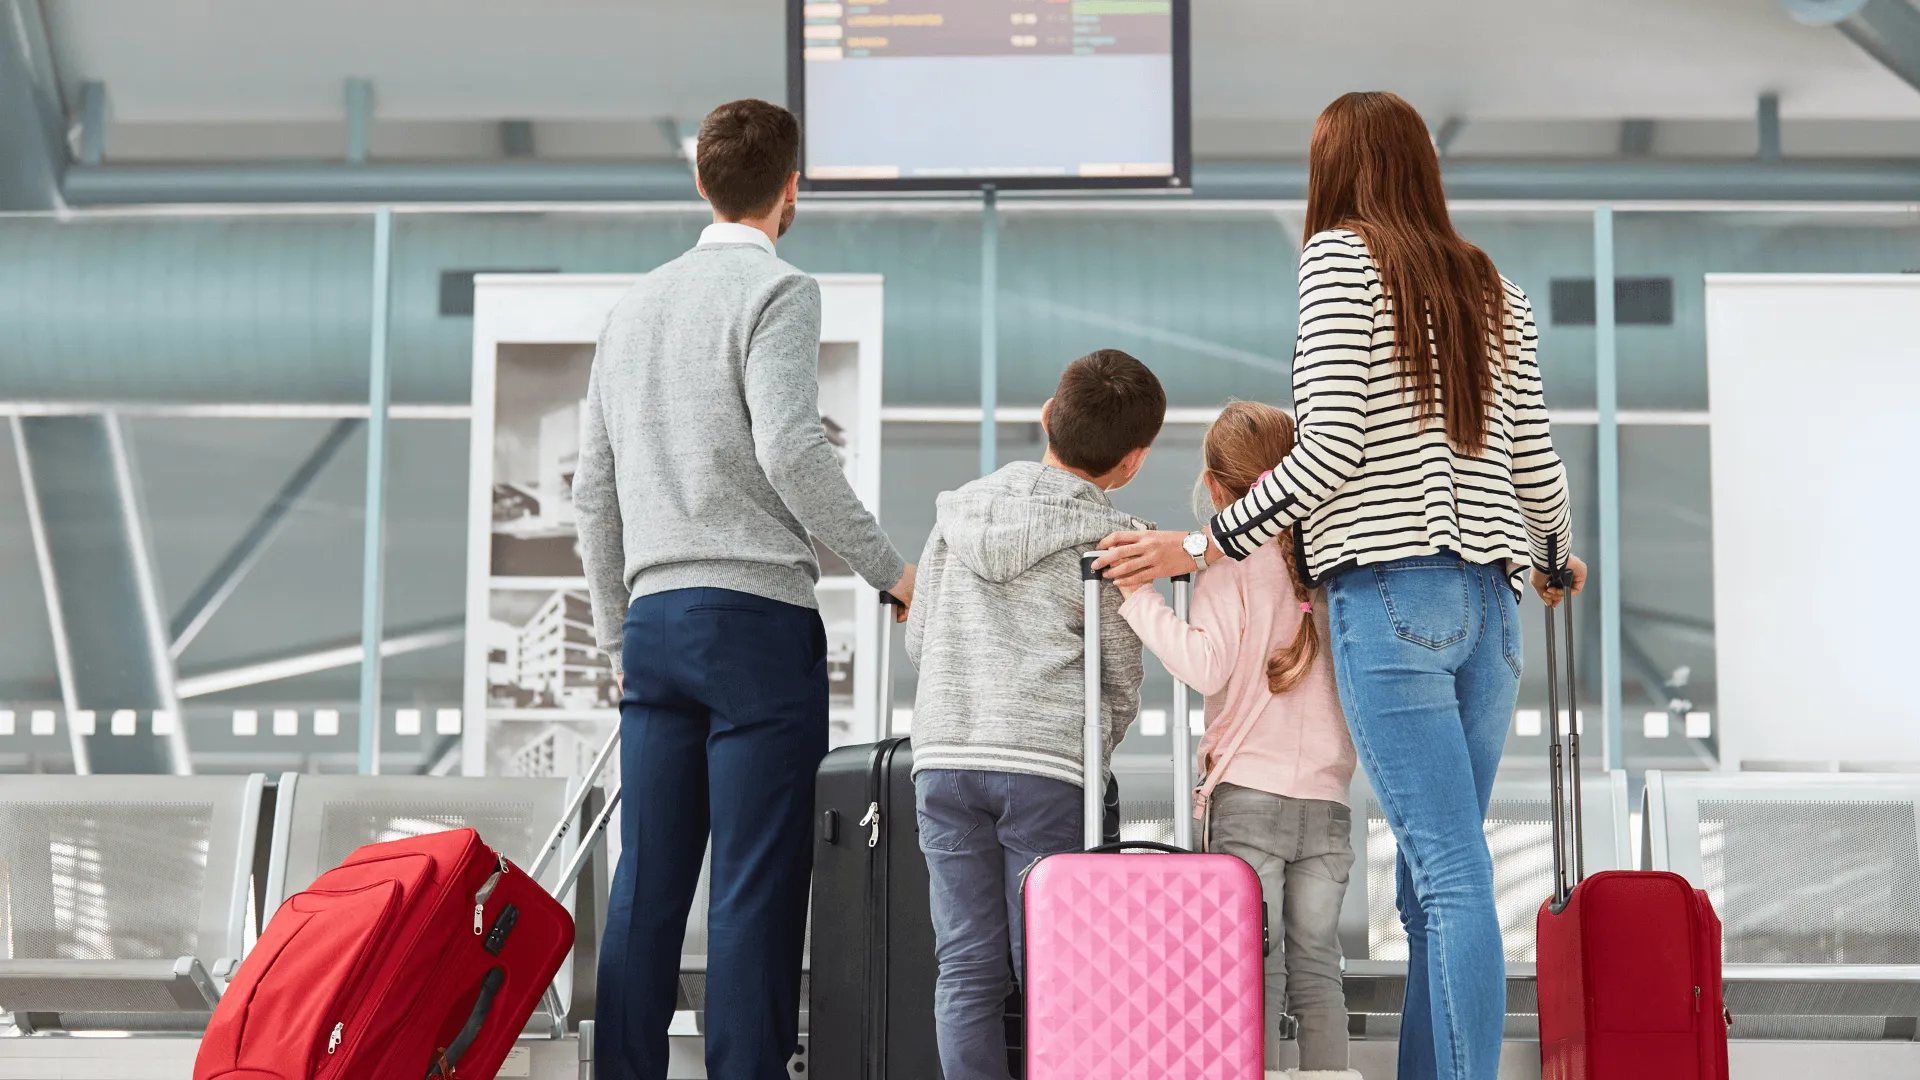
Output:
top-left (12, 414), bottom-right (190, 773)
top-left (0, 0), bottom-right (67, 210)
top-left (63, 160), bottom-right (700, 204)
top-left (1193, 159), bottom-right (1920, 201)
top-left (175, 618), bottom-right (463, 699)
top-left (1784, 0), bottom-right (1920, 94)
top-left (168, 418), bottom-right (363, 659)
top-left (57, 157), bottom-right (1920, 206)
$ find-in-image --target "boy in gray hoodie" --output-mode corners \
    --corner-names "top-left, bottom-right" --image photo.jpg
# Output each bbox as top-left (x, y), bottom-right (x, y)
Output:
top-left (904, 348), bottom-right (1166, 1080)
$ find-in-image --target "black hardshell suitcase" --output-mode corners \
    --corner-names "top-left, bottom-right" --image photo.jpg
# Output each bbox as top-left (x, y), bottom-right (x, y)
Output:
top-left (810, 595), bottom-right (944, 1080)
top-left (809, 595), bottom-right (1119, 1080)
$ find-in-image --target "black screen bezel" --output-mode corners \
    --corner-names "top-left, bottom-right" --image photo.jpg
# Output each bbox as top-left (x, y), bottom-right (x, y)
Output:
top-left (786, 0), bottom-right (1191, 194)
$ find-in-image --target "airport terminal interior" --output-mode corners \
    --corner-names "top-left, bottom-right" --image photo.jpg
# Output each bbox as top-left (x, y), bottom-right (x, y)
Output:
top-left (0, 1), bottom-right (1917, 1078)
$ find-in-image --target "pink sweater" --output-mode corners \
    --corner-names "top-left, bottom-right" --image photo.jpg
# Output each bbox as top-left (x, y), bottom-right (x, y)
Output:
top-left (1119, 542), bottom-right (1355, 816)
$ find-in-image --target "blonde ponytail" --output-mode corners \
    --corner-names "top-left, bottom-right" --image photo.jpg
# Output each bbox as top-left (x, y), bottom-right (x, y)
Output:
top-left (1202, 401), bottom-right (1322, 696)
top-left (1266, 528), bottom-right (1320, 695)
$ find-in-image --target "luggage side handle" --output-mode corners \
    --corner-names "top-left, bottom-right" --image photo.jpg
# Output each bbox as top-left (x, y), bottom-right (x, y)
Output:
top-left (427, 965), bottom-right (507, 1078)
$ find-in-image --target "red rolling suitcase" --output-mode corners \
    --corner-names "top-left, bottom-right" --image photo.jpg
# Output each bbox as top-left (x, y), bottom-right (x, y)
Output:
top-left (195, 826), bottom-right (579, 1080)
top-left (1534, 580), bottom-right (1730, 1080)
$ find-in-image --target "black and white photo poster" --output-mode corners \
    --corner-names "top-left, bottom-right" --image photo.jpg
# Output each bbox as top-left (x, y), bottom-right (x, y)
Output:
top-left (464, 274), bottom-right (886, 776)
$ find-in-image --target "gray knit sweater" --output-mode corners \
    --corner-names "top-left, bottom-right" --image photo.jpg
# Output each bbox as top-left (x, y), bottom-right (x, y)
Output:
top-left (573, 241), bottom-right (905, 676)
top-left (905, 461), bottom-right (1149, 788)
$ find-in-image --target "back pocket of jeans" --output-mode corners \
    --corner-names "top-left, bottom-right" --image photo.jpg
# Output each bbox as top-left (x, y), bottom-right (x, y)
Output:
top-left (1373, 564), bottom-right (1469, 649)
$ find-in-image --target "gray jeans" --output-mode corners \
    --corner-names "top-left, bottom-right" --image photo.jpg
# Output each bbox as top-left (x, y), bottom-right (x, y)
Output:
top-left (916, 768), bottom-right (1084, 1080)
top-left (1207, 782), bottom-right (1356, 1072)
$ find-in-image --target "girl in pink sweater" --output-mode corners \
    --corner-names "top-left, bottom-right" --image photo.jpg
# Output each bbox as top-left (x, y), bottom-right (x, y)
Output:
top-left (1118, 400), bottom-right (1359, 1080)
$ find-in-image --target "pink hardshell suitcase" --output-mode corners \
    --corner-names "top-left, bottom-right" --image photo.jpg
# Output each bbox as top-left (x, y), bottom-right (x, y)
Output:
top-left (1020, 558), bottom-right (1267, 1080)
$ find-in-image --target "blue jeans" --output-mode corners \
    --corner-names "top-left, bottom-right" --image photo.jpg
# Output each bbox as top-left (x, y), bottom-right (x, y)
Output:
top-left (1325, 554), bottom-right (1520, 1080)
top-left (916, 768), bottom-right (1084, 1080)
top-left (597, 588), bottom-right (827, 1080)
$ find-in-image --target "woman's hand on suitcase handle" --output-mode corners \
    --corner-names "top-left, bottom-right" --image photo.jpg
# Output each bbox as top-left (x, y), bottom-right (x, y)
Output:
top-left (1531, 555), bottom-right (1588, 608)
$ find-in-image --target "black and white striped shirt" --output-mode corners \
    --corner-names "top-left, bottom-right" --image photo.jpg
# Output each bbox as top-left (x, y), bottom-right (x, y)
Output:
top-left (1209, 229), bottom-right (1572, 593)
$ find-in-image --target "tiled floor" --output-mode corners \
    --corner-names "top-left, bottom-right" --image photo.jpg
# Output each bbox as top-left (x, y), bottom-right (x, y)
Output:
top-left (5, 1036), bottom-right (1919, 1079)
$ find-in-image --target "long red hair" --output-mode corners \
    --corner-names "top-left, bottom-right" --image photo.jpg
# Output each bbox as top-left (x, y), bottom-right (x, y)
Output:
top-left (1204, 402), bottom-right (1318, 694)
top-left (1306, 91), bottom-right (1508, 455)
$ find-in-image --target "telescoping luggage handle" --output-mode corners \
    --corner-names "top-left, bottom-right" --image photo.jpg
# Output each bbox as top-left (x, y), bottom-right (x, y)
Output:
top-left (524, 590), bottom-right (902, 1018)
top-left (529, 591), bottom-right (902, 884)
top-left (1079, 554), bottom-right (1196, 851)
top-left (1544, 542), bottom-right (1585, 912)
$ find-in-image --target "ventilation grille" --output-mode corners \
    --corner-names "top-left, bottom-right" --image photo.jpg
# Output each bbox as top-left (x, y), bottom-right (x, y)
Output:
top-left (1119, 797), bottom-right (1176, 845)
top-left (1699, 799), bottom-right (1920, 964)
top-left (1549, 277), bottom-right (1674, 326)
top-left (0, 802), bottom-right (213, 960)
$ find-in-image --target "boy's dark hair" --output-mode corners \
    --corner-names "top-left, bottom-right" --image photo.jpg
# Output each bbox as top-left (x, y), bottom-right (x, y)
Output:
top-left (696, 99), bottom-right (800, 218)
top-left (1046, 349), bottom-right (1167, 475)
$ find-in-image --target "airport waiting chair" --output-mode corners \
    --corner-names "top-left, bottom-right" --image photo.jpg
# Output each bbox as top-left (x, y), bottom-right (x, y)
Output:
top-left (1336, 764), bottom-right (1635, 1022)
top-left (262, 773), bottom-right (605, 1034)
top-left (1112, 758), bottom-right (1633, 1026)
top-left (1644, 770), bottom-right (1920, 1040)
top-left (0, 774), bottom-right (265, 1033)
top-left (1337, 769), bottom-right (1633, 1026)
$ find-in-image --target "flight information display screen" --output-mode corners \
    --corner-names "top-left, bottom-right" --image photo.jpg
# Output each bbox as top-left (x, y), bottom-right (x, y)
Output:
top-left (789, 0), bottom-right (1190, 192)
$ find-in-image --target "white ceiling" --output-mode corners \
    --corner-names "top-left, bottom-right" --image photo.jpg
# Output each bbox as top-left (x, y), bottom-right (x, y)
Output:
top-left (42, 0), bottom-right (1920, 127)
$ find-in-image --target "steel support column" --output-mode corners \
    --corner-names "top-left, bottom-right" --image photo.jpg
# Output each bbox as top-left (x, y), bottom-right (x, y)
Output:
top-left (345, 78), bottom-right (372, 165)
top-left (1758, 93), bottom-right (1783, 163)
top-left (0, 0), bottom-right (66, 210)
top-left (12, 414), bottom-right (189, 773)
top-left (358, 207), bottom-right (393, 775)
top-left (1786, 0), bottom-right (1920, 95)
top-left (979, 185), bottom-right (998, 477)
top-left (1593, 207), bottom-right (1624, 772)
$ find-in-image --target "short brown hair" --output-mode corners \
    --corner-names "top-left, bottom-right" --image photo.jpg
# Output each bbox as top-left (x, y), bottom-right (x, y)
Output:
top-left (696, 99), bottom-right (800, 218)
top-left (1046, 349), bottom-right (1166, 475)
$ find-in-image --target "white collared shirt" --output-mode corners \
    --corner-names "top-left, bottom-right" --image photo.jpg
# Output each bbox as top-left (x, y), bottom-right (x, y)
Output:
top-left (697, 221), bottom-right (776, 255)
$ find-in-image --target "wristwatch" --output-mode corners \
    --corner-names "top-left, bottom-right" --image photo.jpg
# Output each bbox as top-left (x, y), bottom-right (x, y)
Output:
top-left (1182, 530), bottom-right (1210, 572)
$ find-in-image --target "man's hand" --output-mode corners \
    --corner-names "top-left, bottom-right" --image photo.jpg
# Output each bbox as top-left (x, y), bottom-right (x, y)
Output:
top-left (1092, 530), bottom-right (1212, 591)
top-left (1531, 554), bottom-right (1589, 608)
top-left (889, 564), bottom-right (917, 621)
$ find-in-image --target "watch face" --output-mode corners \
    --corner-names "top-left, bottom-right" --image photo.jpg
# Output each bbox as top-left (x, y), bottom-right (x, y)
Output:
top-left (1183, 532), bottom-right (1206, 556)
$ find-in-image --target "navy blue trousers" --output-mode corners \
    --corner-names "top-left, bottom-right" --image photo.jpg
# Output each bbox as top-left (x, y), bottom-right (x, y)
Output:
top-left (596, 588), bottom-right (827, 1080)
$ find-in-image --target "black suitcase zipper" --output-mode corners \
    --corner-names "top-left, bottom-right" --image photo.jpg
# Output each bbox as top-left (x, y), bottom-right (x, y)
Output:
top-left (861, 738), bottom-right (902, 1080)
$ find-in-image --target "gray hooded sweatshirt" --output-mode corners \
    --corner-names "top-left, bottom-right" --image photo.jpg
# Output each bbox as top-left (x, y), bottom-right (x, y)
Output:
top-left (905, 460), bottom-right (1150, 788)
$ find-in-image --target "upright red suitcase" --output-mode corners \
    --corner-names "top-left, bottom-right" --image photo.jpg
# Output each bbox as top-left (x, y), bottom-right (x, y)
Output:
top-left (195, 826), bottom-right (576, 1080)
top-left (1534, 579), bottom-right (1730, 1080)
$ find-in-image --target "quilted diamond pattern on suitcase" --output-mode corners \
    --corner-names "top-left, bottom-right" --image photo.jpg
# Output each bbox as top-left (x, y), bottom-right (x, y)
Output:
top-left (1023, 851), bottom-right (1264, 1080)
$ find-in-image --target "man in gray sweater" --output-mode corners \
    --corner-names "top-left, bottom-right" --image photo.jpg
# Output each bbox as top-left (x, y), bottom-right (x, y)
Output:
top-left (572, 99), bottom-right (913, 1080)
top-left (904, 349), bottom-right (1164, 1080)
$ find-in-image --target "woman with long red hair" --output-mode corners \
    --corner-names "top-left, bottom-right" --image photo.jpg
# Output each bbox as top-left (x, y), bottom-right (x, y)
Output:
top-left (1097, 92), bottom-right (1587, 1080)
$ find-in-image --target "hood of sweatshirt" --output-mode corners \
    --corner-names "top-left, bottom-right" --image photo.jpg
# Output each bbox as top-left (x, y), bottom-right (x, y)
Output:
top-left (936, 460), bottom-right (1149, 584)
